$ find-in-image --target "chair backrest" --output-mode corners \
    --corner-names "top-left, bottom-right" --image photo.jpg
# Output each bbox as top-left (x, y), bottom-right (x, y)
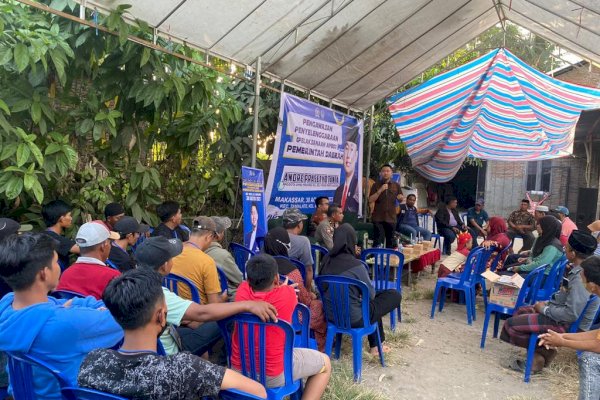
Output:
top-left (292, 303), bottom-right (311, 348)
top-left (460, 212), bottom-right (468, 226)
top-left (6, 352), bottom-right (73, 400)
top-left (162, 273), bottom-right (201, 303)
top-left (455, 247), bottom-right (485, 285)
top-left (273, 256), bottom-right (307, 283)
top-left (489, 240), bottom-right (513, 272)
top-left (216, 265), bottom-right (229, 293)
top-left (546, 257), bottom-right (568, 293)
top-left (360, 248), bottom-right (404, 292)
top-left (219, 389), bottom-right (267, 400)
top-left (569, 295), bottom-right (599, 333)
top-left (512, 265), bottom-right (546, 309)
top-left (229, 243), bottom-right (255, 279)
top-left (61, 387), bottom-right (128, 400)
top-left (315, 275), bottom-right (371, 330)
top-left (51, 289), bottom-right (85, 299)
top-left (476, 246), bottom-right (496, 275)
top-left (218, 313), bottom-right (296, 388)
top-left (311, 244), bottom-right (329, 276)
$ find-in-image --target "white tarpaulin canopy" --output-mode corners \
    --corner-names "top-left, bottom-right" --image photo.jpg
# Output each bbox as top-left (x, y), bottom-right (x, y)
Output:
top-left (79, 0), bottom-right (600, 111)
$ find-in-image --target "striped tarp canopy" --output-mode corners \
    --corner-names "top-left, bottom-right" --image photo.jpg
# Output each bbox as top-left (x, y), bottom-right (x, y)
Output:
top-left (388, 48), bottom-right (600, 182)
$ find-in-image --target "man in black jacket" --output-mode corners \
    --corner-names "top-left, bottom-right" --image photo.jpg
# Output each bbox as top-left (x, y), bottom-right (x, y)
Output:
top-left (434, 196), bottom-right (466, 255)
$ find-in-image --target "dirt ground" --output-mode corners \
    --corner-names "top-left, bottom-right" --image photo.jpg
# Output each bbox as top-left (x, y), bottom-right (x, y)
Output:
top-left (330, 258), bottom-right (580, 400)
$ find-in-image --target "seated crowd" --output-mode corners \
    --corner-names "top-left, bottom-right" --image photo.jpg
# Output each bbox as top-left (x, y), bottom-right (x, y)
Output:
top-left (2, 173), bottom-right (600, 399)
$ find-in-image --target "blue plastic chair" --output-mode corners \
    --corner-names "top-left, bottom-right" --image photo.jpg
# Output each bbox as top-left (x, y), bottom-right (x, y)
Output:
top-left (360, 248), bottom-right (403, 331)
top-left (61, 387), bottom-right (128, 399)
top-left (480, 265), bottom-right (546, 348)
top-left (531, 257), bottom-right (567, 302)
top-left (6, 351), bottom-right (73, 400)
top-left (273, 256), bottom-right (306, 283)
top-left (471, 246), bottom-right (497, 308)
top-left (105, 259), bottom-right (119, 270)
top-left (310, 244), bottom-right (329, 276)
top-left (162, 273), bottom-right (201, 303)
top-left (419, 214), bottom-right (441, 250)
top-left (489, 240), bottom-right (513, 272)
top-left (315, 275), bottom-right (385, 382)
top-left (216, 265), bottom-right (229, 295)
top-left (230, 243), bottom-right (255, 279)
top-left (430, 247), bottom-right (485, 325)
top-left (292, 303), bottom-right (317, 350)
top-left (51, 289), bottom-right (86, 299)
top-left (219, 389), bottom-right (267, 400)
top-left (523, 294), bottom-right (599, 382)
top-left (460, 212), bottom-right (468, 226)
top-left (217, 313), bottom-right (301, 400)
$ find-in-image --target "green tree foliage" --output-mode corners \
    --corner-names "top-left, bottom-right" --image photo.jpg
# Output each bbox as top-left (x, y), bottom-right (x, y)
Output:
top-left (0, 1), bottom-right (247, 226)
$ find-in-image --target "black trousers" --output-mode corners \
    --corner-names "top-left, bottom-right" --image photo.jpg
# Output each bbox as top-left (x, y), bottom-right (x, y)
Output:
top-left (374, 221), bottom-right (395, 248)
top-left (177, 321), bottom-right (222, 356)
top-left (367, 290), bottom-right (402, 348)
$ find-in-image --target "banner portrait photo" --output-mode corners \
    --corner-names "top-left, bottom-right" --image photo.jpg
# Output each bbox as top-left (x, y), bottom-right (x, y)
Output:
top-left (265, 93), bottom-right (364, 218)
top-left (241, 166), bottom-right (267, 253)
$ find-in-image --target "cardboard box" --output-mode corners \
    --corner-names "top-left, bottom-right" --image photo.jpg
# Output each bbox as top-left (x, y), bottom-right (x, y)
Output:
top-left (481, 270), bottom-right (525, 308)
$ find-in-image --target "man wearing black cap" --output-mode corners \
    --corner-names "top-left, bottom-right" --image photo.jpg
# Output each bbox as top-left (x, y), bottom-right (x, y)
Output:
top-left (108, 216), bottom-right (150, 272)
top-left (501, 230), bottom-right (599, 374)
top-left (103, 203), bottom-right (125, 231)
top-left (333, 126), bottom-right (360, 213)
top-left (135, 236), bottom-right (277, 357)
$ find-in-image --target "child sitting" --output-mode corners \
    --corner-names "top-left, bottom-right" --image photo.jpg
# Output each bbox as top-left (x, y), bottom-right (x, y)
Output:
top-left (231, 254), bottom-right (331, 399)
top-left (438, 231), bottom-right (473, 278)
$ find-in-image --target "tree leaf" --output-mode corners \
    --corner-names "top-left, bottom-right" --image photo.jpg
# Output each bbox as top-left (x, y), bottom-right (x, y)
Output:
top-left (0, 99), bottom-right (10, 115)
top-left (44, 143), bottom-right (62, 155)
top-left (140, 47), bottom-right (150, 67)
top-left (0, 143), bottom-right (17, 161)
top-left (79, 118), bottom-right (94, 133)
top-left (14, 43), bottom-right (29, 73)
top-left (32, 177), bottom-right (44, 203)
top-left (24, 173), bottom-right (34, 190)
top-left (141, 172), bottom-right (150, 190)
top-left (30, 101), bottom-right (41, 123)
top-left (16, 143), bottom-right (31, 167)
top-left (0, 46), bottom-right (12, 66)
top-left (5, 177), bottom-right (23, 199)
top-left (29, 142), bottom-right (44, 166)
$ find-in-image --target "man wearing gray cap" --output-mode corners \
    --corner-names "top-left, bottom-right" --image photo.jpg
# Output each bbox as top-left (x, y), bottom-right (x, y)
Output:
top-left (283, 208), bottom-right (314, 290)
top-left (204, 216), bottom-right (243, 298)
top-left (56, 221), bottom-right (121, 299)
top-left (553, 206), bottom-right (578, 246)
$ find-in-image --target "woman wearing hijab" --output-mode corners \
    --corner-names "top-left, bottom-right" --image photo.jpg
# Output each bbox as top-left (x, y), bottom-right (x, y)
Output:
top-left (319, 224), bottom-right (402, 356)
top-left (481, 217), bottom-right (512, 271)
top-left (510, 215), bottom-right (564, 275)
top-left (263, 227), bottom-right (327, 351)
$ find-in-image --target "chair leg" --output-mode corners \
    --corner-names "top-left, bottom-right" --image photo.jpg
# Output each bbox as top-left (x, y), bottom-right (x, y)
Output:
top-left (480, 281), bottom-right (488, 310)
top-left (493, 314), bottom-right (500, 338)
top-left (390, 309), bottom-right (396, 332)
top-left (439, 287), bottom-right (447, 312)
top-left (334, 333), bottom-right (343, 360)
top-left (351, 333), bottom-right (364, 382)
top-left (471, 288), bottom-right (477, 322)
top-left (465, 289), bottom-right (473, 325)
top-left (524, 334), bottom-right (539, 383)
top-left (397, 304), bottom-right (402, 323)
top-left (325, 328), bottom-right (335, 358)
top-left (375, 326), bottom-right (385, 368)
top-left (480, 309), bottom-right (492, 348)
top-left (431, 284), bottom-right (440, 319)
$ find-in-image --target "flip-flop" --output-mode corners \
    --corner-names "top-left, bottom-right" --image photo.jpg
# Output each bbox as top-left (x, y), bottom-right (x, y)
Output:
top-left (508, 359), bottom-right (524, 372)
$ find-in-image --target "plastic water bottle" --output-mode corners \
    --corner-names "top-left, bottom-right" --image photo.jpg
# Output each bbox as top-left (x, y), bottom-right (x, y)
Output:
top-left (410, 233), bottom-right (415, 245)
top-left (397, 237), bottom-right (403, 252)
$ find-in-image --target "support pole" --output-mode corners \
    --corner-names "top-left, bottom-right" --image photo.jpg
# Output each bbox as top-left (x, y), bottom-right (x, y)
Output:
top-left (364, 105), bottom-right (375, 222)
top-left (251, 56), bottom-right (261, 168)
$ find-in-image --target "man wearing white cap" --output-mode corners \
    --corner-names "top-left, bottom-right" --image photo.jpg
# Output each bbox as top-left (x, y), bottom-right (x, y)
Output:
top-left (56, 221), bottom-right (120, 299)
top-left (588, 220), bottom-right (600, 256)
top-left (534, 205), bottom-right (549, 222)
top-left (553, 206), bottom-right (578, 246)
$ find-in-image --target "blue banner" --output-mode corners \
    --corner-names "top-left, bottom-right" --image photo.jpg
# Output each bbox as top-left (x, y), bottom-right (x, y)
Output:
top-left (242, 166), bottom-right (267, 253)
top-left (265, 93), bottom-right (363, 218)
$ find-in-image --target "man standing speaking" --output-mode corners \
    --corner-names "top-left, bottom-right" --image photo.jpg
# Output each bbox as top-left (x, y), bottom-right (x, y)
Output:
top-left (369, 164), bottom-right (404, 248)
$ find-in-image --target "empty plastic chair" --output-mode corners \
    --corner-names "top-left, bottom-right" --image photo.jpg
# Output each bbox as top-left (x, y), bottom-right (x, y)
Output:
top-left (217, 313), bottom-right (301, 400)
top-left (162, 273), bottom-right (201, 303)
top-left (430, 247), bottom-right (484, 325)
top-left (230, 243), bottom-right (255, 279)
top-left (315, 275), bottom-right (385, 382)
top-left (360, 248), bottom-right (403, 331)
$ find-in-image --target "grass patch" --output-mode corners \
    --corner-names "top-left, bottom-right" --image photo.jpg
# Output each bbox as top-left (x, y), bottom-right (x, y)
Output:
top-left (323, 363), bottom-right (387, 400)
top-left (546, 349), bottom-right (579, 399)
top-left (403, 287), bottom-right (435, 301)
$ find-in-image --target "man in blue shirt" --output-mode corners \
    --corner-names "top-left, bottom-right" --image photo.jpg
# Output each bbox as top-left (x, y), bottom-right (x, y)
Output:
top-left (0, 233), bottom-right (123, 399)
top-left (396, 194), bottom-right (432, 241)
top-left (466, 200), bottom-right (489, 247)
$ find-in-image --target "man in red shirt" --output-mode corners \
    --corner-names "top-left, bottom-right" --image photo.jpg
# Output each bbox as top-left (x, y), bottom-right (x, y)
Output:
top-left (232, 254), bottom-right (331, 398)
top-left (56, 221), bottom-right (120, 299)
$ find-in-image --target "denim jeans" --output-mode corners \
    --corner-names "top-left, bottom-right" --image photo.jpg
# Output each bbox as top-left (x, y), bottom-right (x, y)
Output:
top-left (397, 224), bottom-right (432, 241)
top-left (579, 351), bottom-right (600, 400)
